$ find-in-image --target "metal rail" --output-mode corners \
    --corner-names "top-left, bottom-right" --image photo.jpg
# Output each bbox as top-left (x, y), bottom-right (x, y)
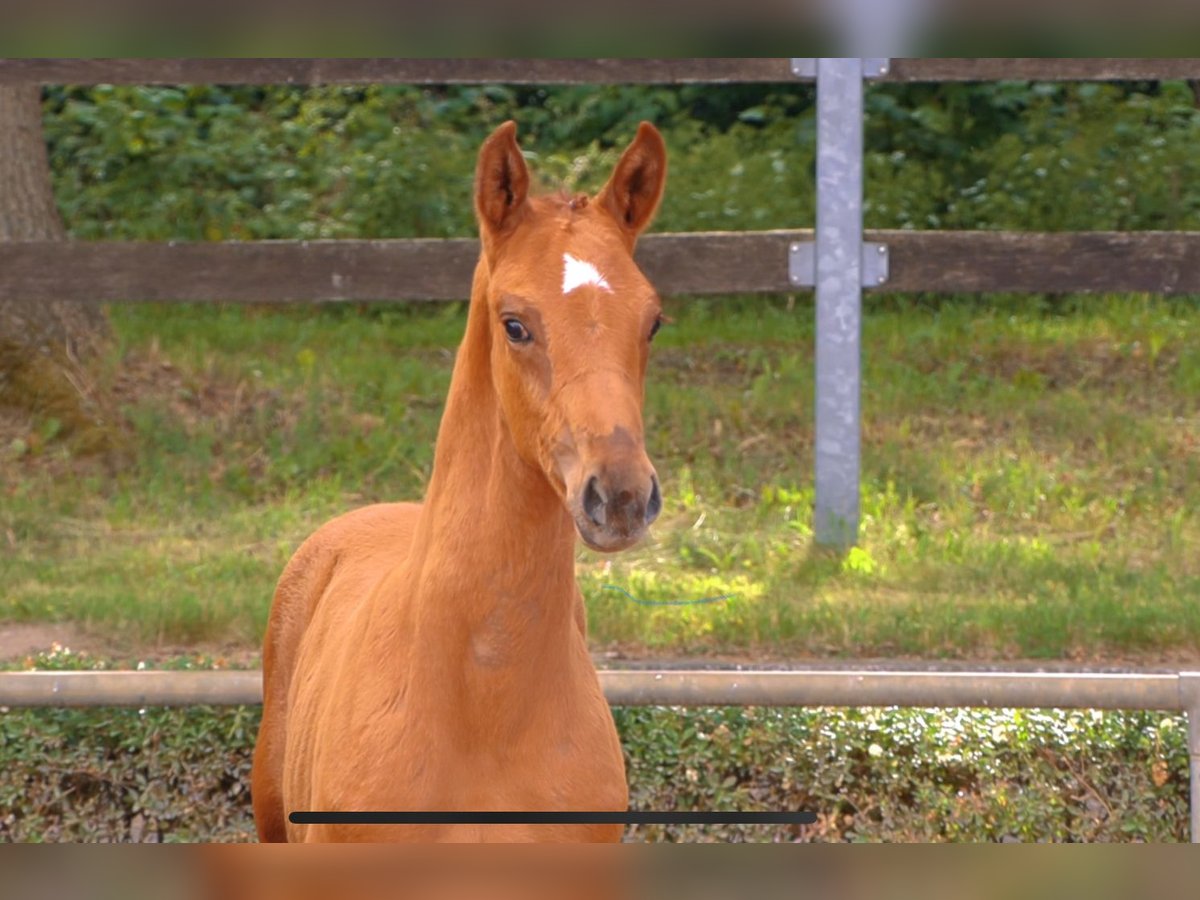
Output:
top-left (2, 668), bottom-right (1197, 841)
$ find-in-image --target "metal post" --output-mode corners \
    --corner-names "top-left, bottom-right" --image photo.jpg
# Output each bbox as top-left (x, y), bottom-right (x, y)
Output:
top-left (813, 58), bottom-right (865, 548)
top-left (1191, 705), bottom-right (1200, 844)
top-left (1183, 672), bottom-right (1200, 843)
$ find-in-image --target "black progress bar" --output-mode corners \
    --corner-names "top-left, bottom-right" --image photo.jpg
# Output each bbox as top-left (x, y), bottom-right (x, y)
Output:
top-left (289, 811), bottom-right (816, 826)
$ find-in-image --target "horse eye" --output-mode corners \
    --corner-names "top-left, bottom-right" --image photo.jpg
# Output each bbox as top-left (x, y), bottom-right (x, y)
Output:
top-left (648, 316), bottom-right (663, 342)
top-left (503, 318), bottom-right (532, 344)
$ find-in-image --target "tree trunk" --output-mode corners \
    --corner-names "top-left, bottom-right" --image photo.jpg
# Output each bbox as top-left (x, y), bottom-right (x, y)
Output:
top-left (0, 83), bottom-right (115, 452)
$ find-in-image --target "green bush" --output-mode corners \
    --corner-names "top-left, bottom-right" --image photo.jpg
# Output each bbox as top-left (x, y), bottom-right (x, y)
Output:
top-left (619, 704), bottom-right (1189, 842)
top-left (42, 81), bottom-right (1200, 241)
top-left (44, 85), bottom-right (480, 240)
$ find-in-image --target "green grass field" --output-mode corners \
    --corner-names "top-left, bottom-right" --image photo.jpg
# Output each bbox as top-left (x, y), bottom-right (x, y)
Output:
top-left (3, 291), bottom-right (1198, 662)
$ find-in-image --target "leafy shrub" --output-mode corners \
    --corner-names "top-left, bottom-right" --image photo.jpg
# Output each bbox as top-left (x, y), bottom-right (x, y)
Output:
top-left (42, 81), bottom-right (1200, 242)
top-left (619, 704), bottom-right (1188, 842)
top-left (44, 85), bottom-right (480, 240)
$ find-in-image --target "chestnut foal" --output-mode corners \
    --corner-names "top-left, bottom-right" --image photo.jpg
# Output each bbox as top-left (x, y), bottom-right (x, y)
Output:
top-left (252, 121), bottom-right (668, 842)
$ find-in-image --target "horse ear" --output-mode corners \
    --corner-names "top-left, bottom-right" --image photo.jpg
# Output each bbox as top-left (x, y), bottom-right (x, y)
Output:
top-left (475, 120), bottom-right (530, 237)
top-left (598, 121), bottom-right (667, 244)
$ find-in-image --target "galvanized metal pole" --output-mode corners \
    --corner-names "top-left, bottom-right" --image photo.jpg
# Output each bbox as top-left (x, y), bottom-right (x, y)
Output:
top-left (1182, 672), bottom-right (1200, 843)
top-left (0, 668), bottom-right (1187, 711)
top-left (814, 57), bottom-right (865, 548)
top-left (1191, 704), bottom-right (1200, 843)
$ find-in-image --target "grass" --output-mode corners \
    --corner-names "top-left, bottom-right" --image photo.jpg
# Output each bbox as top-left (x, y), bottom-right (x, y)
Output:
top-left (2, 291), bottom-right (1198, 661)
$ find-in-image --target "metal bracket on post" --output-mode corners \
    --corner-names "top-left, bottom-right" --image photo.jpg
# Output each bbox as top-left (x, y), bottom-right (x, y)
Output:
top-left (790, 58), bottom-right (890, 79)
top-left (1182, 672), bottom-right (1200, 843)
top-left (789, 241), bottom-right (889, 289)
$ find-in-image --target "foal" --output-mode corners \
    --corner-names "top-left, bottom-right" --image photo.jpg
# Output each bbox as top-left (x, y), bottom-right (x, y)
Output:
top-left (251, 121), bottom-right (668, 842)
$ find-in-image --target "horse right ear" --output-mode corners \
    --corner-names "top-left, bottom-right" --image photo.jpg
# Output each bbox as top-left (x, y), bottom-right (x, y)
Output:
top-left (475, 121), bottom-right (530, 238)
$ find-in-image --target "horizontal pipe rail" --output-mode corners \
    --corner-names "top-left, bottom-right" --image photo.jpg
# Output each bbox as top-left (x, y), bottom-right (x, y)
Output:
top-left (0, 670), bottom-right (263, 707)
top-left (2, 58), bottom-right (1198, 85)
top-left (4, 230), bottom-right (1200, 303)
top-left (0, 669), bottom-right (1191, 710)
top-left (5, 668), bottom-right (1196, 841)
top-left (602, 669), bottom-right (1188, 710)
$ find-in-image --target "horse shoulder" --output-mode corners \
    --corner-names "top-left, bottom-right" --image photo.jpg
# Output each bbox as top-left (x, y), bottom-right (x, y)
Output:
top-left (264, 502), bottom-right (421, 687)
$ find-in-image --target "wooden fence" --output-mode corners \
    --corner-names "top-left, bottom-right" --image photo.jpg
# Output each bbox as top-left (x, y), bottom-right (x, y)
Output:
top-left (1, 57), bottom-right (1199, 305)
top-left (4, 230), bottom-right (1199, 303)
top-left (3, 57), bottom-right (1199, 84)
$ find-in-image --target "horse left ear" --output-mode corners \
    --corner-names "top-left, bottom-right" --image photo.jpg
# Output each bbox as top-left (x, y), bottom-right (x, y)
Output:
top-left (475, 120), bottom-right (530, 239)
top-left (598, 122), bottom-right (667, 245)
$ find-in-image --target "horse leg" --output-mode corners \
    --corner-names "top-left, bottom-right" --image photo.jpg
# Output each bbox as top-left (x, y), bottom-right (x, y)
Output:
top-left (251, 702), bottom-right (288, 842)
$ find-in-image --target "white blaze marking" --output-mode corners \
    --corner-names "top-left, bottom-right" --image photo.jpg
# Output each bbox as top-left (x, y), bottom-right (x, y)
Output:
top-left (562, 253), bottom-right (611, 294)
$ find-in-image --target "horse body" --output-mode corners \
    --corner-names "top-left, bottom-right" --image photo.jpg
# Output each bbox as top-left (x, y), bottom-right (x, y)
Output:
top-left (252, 121), bottom-right (668, 842)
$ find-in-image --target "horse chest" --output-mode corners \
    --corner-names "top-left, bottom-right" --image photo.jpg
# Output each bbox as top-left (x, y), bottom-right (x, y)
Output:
top-left (293, 665), bottom-right (627, 820)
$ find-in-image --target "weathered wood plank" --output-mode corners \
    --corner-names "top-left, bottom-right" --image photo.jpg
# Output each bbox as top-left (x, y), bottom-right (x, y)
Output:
top-left (2, 231), bottom-right (1199, 302)
top-left (0, 234), bottom-right (801, 303)
top-left (0, 58), bottom-right (794, 85)
top-left (0, 238), bottom-right (482, 303)
top-left (881, 230), bottom-right (1200, 294)
top-left (3, 57), bottom-right (1198, 86)
top-left (886, 58), bottom-right (1200, 82)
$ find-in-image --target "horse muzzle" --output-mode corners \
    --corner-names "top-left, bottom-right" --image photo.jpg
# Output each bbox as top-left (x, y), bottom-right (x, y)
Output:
top-left (571, 467), bottom-right (661, 552)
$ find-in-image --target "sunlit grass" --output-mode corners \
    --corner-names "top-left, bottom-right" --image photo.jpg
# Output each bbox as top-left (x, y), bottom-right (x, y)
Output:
top-left (2, 292), bottom-right (1198, 660)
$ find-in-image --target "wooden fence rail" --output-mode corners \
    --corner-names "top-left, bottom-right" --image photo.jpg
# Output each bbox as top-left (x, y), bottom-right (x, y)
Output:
top-left (2, 58), bottom-right (1199, 85)
top-left (4, 231), bottom-right (1199, 303)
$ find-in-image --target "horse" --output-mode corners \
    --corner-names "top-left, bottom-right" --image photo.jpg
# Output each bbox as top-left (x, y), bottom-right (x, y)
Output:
top-left (251, 120), bottom-right (668, 842)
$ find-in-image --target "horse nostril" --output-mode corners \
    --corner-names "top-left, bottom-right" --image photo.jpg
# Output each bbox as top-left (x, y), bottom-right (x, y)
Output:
top-left (646, 475), bottom-right (662, 525)
top-left (583, 475), bottom-right (607, 527)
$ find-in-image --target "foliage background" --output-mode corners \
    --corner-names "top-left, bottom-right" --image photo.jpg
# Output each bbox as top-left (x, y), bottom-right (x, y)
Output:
top-left (42, 80), bottom-right (1200, 242)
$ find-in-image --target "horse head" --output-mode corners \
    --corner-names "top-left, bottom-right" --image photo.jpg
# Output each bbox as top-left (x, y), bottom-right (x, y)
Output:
top-left (473, 120), bottom-right (667, 552)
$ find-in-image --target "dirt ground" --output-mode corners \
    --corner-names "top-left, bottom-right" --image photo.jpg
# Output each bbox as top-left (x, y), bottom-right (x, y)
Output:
top-left (0, 622), bottom-right (261, 668)
top-left (2, 620), bottom-right (1195, 673)
top-left (0, 622), bottom-right (101, 661)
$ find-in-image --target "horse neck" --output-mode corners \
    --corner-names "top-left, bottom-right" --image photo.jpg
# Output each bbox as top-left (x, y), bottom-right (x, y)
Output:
top-left (397, 258), bottom-right (583, 707)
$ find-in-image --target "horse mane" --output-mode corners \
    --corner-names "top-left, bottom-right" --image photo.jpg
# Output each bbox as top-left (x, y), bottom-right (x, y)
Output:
top-left (561, 190), bottom-right (590, 212)
top-left (528, 185), bottom-right (591, 216)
